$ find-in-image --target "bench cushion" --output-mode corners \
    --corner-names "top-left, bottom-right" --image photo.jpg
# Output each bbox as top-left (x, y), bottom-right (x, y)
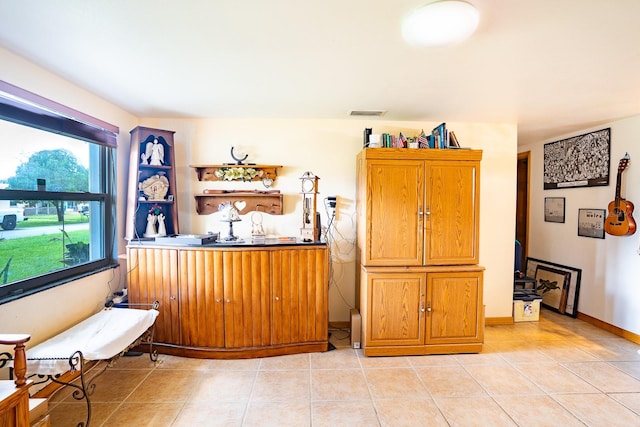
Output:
top-left (26, 308), bottom-right (159, 376)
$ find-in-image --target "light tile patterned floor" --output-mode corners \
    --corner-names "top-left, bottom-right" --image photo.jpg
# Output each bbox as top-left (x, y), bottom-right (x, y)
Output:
top-left (47, 309), bottom-right (640, 426)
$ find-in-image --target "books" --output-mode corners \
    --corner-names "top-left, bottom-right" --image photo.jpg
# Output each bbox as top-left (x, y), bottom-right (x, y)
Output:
top-left (363, 125), bottom-right (467, 150)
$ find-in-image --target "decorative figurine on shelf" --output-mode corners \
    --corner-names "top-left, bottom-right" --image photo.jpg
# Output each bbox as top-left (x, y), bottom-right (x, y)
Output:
top-left (219, 202), bottom-right (241, 241)
top-left (141, 137), bottom-right (165, 166)
top-left (144, 213), bottom-right (157, 237)
top-left (299, 171), bottom-right (320, 242)
top-left (144, 204), bottom-right (165, 237)
top-left (139, 173), bottom-right (169, 201)
top-left (156, 213), bottom-right (167, 237)
top-left (251, 212), bottom-right (266, 244)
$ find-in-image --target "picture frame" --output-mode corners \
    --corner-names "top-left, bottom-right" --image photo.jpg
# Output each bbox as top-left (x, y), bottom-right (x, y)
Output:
top-left (544, 197), bottom-right (565, 223)
top-left (525, 257), bottom-right (581, 317)
top-left (543, 128), bottom-right (610, 189)
top-left (534, 265), bottom-right (571, 314)
top-left (578, 208), bottom-right (605, 239)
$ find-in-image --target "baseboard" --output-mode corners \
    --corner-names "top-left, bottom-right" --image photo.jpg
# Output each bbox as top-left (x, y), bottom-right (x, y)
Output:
top-left (577, 312), bottom-right (640, 344)
top-left (329, 321), bottom-right (350, 330)
top-left (485, 317), bottom-right (514, 325)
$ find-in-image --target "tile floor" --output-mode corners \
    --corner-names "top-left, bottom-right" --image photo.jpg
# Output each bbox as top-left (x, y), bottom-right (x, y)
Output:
top-left (47, 309), bottom-right (640, 426)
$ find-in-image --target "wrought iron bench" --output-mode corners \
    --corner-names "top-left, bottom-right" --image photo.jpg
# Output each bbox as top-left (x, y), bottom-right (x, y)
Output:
top-left (0, 303), bottom-right (159, 427)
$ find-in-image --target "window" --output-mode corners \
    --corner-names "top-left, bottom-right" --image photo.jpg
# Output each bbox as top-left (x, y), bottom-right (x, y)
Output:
top-left (0, 80), bottom-right (119, 302)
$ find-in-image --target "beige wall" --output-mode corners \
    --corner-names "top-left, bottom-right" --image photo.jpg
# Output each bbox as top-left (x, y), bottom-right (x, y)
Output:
top-left (519, 116), bottom-right (640, 335)
top-left (141, 118), bottom-right (519, 322)
top-left (1, 47), bottom-right (518, 352)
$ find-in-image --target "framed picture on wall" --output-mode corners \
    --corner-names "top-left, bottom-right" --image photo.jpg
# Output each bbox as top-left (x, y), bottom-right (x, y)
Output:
top-left (544, 197), bottom-right (565, 223)
top-left (543, 128), bottom-right (610, 189)
top-left (525, 258), bottom-right (581, 317)
top-left (578, 208), bottom-right (606, 239)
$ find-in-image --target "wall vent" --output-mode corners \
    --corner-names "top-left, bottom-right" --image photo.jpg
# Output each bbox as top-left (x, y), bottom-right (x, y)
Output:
top-left (349, 110), bottom-right (386, 117)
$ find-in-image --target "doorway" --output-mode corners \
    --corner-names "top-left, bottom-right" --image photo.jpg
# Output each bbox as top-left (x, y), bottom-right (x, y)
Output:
top-left (516, 152), bottom-right (531, 261)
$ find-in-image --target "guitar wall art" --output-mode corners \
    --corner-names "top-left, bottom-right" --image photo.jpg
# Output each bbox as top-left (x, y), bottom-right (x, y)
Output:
top-left (604, 153), bottom-right (636, 236)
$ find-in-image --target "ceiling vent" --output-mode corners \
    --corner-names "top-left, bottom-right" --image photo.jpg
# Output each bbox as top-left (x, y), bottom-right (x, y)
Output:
top-left (349, 110), bottom-right (387, 117)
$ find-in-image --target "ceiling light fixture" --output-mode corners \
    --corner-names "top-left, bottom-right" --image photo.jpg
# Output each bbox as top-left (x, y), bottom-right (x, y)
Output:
top-left (402, 1), bottom-right (479, 47)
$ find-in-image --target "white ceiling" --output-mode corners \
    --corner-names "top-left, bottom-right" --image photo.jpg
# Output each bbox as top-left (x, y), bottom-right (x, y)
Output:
top-left (1, 0), bottom-right (639, 145)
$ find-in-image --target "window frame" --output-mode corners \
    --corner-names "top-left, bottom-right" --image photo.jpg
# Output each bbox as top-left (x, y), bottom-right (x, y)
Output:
top-left (0, 80), bottom-right (119, 303)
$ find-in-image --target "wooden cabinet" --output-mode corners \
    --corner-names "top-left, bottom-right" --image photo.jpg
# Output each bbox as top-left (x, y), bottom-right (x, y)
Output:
top-left (356, 148), bottom-right (480, 266)
top-left (125, 126), bottom-right (179, 240)
top-left (178, 249), bottom-right (271, 349)
top-left (126, 247), bottom-right (181, 344)
top-left (271, 248), bottom-right (329, 345)
top-left (356, 148), bottom-right (484, 356)
top-left (127, 243), bottom-right (328, 358)
top-left (360, 266), bottom-right (484, 356)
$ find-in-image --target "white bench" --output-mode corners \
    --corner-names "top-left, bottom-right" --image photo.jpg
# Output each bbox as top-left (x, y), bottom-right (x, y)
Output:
top-left (1, 305), bottom-right (159, 427)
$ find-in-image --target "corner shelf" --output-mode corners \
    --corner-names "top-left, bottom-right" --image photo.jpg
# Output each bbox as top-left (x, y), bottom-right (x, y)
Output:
top-left (194, 192), bottom-right (283, 215)
top-left (125, 126), bottom-right (179, 240)
top-left (190, 164), bottom-right (282, 182)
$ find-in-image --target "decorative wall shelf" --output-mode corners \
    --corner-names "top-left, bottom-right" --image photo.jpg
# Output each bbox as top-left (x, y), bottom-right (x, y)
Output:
top-left (190, 164), bottom-right (282, 182)
top-left (194, 192), bottom-right (283, 215)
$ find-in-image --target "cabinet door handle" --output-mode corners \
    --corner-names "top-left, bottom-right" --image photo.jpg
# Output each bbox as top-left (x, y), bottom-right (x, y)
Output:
top-left (215, 298), bottom-right (221, 303)
top-left (226, 299), bottom-right (231, 303)
top-left (169, 296), bottom-right (176, 301)
top-left (274, 296), bottom-right (280, 301)
top-left (426, 303), bottom-right (432, 312)
top-left (420, 302), bottom-right (425, 313)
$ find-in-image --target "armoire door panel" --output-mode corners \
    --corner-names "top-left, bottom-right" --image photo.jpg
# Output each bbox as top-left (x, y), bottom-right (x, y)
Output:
top-left (425, 162), bottom-right (479, 264)
top-left (366, 160), bottom-right (424, 266)
top-left (426, 272), bottom-right (482, 343)
top-left (366, 273), bottom-right (425, 346)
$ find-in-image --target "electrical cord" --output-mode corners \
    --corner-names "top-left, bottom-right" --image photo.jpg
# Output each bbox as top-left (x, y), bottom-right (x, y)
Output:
top-left (322, 197), bottom-right (356, 312)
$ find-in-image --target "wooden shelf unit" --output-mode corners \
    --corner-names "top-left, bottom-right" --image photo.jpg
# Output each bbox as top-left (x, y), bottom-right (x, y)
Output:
top-left (190, 164), bottom-right (282, 182)
top-left (125, 126), bottom-right (179, 240)
top-left (194, 192), bottom-right (283, 215)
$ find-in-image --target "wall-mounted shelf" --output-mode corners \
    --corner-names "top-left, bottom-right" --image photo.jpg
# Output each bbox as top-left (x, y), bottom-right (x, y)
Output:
top-left (190, 164), bottom-right (282, 182)
top-left (194, 192), bottom-right (283, 215)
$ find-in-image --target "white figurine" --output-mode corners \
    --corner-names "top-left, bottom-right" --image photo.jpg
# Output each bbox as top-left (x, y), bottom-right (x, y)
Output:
top-left (156, 213), bottom-right (167, 237)
top-left (145, 138), bottom-right (164, 166)
top-left (144, 213), bottom-right (157, 237)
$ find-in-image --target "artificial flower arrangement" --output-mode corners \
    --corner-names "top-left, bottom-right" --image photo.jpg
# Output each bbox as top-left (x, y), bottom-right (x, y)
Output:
top-left (214, 167), bottom-right (263, 181)
top-left (148, 204), bottom-right (163, 215)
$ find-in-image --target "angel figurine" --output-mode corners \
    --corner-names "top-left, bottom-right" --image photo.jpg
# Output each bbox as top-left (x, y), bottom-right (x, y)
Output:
top-left (144, 213), bottom-right (157, 237)
top-left (145, 138), bottom-right (164, 166)
top-left (156, 213), bottom-right (167, 237)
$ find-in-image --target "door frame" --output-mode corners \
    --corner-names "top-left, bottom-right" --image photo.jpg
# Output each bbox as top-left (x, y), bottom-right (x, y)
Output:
top-left (516, 151), bottom-right (531, 261)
